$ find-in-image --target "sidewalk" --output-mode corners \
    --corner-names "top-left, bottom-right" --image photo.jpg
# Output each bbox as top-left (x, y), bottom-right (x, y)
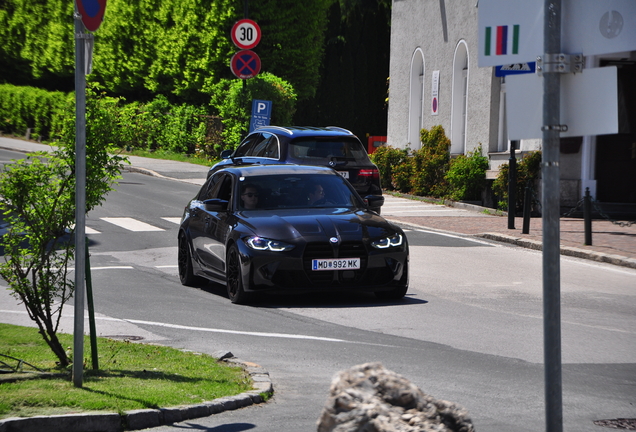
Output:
top-left (1, 136), bottom-right (635, 269)
top-left (389, 211), bottom-right (636, 269)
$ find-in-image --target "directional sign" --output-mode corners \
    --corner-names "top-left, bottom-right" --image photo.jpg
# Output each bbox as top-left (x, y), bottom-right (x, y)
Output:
top-left (75, 0), bottom-right (107, 32)
top-left (495, 62), bottom-right (536, 77)
top-left (230, 50), bottom-right (261, 79)
top-left (231, 19), bottom-right (262, 50)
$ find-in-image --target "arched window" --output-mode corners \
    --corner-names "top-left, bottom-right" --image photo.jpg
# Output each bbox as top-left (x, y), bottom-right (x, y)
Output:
top-left (408, 49), bottom-right (425, 149)
top-left (451, 41), bottom-right (469, 154)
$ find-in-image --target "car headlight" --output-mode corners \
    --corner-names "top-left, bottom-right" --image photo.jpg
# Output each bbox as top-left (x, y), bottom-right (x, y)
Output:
top-left (371, 234), bottom-right (403, 249)
top-left (245, 236), bottom-right (295, 252)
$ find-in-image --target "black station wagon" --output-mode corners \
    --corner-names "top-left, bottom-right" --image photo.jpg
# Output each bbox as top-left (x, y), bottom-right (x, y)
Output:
top-left (209, 126), bottom-right (383, 213)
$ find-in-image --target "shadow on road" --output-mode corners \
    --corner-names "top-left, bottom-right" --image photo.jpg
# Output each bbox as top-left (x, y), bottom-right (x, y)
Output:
top-left (199, 282), bottom-right (427, 309)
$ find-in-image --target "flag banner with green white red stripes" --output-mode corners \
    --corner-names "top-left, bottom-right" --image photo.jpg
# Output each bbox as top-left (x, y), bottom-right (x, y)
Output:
top-left (484, 25), bottom-right (520, 57)
top-left (478, 0), bottom-right (543, 68)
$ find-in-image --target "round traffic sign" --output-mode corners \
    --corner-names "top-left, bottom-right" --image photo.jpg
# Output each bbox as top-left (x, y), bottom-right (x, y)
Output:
top-left (75, 0), bottom-right (107, 32)
top-left (230, 50), bottom-right (261, 79)
top-left (231, 19), bottom-right (261, 50)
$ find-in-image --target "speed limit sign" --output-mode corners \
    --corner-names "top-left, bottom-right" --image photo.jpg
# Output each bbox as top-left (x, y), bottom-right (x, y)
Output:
top-left (231, 19), bottom-right (261, 50)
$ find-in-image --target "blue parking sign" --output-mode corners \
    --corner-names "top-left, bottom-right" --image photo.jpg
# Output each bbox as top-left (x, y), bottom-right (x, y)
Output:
top-left (249, 100), bottom-right (272, 133)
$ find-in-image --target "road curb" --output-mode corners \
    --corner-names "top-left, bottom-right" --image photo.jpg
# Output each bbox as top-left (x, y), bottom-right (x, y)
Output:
top-left (477, 232), bottom-right (636, 269)
top-left (121, 165), bottom-right (206, 186)
top-left (0, 356), bottom-right (274, 432)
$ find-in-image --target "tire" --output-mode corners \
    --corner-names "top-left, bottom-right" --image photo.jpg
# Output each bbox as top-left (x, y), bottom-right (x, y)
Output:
top-left (375, 261), bottom-right (408, 300)
top-left (226, 244), bottom-right (251, 304)
top-left (178, 234), bottom-right (205, 286)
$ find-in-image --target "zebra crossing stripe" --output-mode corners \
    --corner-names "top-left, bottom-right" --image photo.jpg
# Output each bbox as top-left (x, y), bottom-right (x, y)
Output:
top-left (161, 217), bottom-right (182, 225)
top-left (100, 217), bottom-right (164, 232)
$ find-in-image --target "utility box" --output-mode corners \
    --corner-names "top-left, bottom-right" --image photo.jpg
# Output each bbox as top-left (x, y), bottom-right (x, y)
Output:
top-left (367, 136), bottom-right (387, 154)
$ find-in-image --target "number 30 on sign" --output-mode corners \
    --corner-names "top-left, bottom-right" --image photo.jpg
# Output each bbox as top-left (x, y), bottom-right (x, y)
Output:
top-left (231, 19), bottom-right (261, 50)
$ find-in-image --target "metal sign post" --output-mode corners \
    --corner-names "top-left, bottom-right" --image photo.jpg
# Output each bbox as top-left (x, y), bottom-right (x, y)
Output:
top-left (72, 8), bottom-right (88, 389)
top-left (541, 1), bottom-right (563, 430)
top-left (72, 0), bottom-right (105, 389)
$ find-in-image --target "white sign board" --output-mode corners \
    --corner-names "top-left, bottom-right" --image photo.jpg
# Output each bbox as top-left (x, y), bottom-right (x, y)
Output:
top-left (431, 70), bottom-right (440, 116)
top-left (478, 0), bottom-right (636, 68)
top-left (478, 0), bottom-right (543, 67)
top-left (563, 0), bottom-right (636, 57)
top-left (505, 66), bottom-right (618, 140)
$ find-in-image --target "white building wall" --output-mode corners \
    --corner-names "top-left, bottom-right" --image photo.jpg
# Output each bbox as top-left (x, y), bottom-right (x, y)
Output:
top-left (387, 0), bottom-right (496, 155)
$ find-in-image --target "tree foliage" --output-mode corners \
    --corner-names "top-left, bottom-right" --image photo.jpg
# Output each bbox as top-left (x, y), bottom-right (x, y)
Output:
top-left (0, 88), bottom-right (127, 367)
top-left (0, 0), bottom-right (331, 107)
top-left (210, 72), bottom-right (297, 150)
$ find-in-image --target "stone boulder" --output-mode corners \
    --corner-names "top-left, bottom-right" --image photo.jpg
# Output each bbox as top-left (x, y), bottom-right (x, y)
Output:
top-left (317, 362), bottom-right (475, 432)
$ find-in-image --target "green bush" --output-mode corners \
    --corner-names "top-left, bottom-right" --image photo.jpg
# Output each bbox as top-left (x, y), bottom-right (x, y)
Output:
top-left (445, 145), bottom-right (489, 201)
top-left (492, 150), bottom-right (542, 211)
top-left (0, 84), bottom-right (70, 140)
top-left (209, 72), bottom-right (297, 152)
top-left (409, 125), bottom-right (451, 197)
top-left (369, 145), bottom-right (410, 191)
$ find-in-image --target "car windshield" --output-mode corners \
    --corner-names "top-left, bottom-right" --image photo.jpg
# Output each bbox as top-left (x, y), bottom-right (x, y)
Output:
top-left (287, 138), bottom-right (370, 164)
top-left (237, 173), bottom-right (363, 210)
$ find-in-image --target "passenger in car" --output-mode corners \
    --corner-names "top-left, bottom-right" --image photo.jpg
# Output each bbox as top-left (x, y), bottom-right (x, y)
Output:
top-left (306, 183), bottom-right (326, 205)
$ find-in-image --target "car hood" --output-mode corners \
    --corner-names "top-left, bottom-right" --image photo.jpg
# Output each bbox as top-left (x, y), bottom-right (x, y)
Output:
top-left (237, 208), bottom-right (399, 242)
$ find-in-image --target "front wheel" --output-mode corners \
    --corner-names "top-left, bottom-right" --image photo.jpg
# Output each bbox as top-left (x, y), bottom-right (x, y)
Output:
top-left (226, 244), bottom-right (251, 304)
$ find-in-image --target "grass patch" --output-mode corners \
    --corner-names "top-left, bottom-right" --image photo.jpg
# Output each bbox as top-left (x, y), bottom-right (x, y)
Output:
top-left (0, 324), bottom-right (252, 419)
top-left (119, 148), bottom-right (219, 167)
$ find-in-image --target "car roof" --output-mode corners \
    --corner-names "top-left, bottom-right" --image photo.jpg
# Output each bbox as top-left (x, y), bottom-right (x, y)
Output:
top-left (251, 126), bottom-right (357, 139)
top-left (215, 164), bottom-right (340, 177)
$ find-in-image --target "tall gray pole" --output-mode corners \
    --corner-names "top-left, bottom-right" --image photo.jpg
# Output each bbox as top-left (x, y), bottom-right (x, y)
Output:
top-left (72, 9), bottom-right (87, 388)
top-left (542, 1), bottom-right (563, 430)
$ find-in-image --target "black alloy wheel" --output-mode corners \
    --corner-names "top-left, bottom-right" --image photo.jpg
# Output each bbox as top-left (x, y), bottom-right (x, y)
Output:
top-left (226, 244), bottom-right (251, 304)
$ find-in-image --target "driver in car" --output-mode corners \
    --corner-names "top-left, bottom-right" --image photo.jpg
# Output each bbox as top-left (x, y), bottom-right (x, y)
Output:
top-left (240, 184), bottom-right (260, 209)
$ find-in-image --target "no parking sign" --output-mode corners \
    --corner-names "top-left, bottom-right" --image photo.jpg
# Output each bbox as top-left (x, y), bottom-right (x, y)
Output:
top-left (230, 50), bottom-right (261, 79)
top-left (75, 0), bottom-right (107, 32)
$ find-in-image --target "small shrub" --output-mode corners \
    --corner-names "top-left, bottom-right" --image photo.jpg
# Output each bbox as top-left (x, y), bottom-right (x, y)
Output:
top-left (370, 145), bottom-right (410, 191)
top-left (392, 160), bottom-right (415, 192)
top-left (409, 125), bottom-right (451, 197)
top-left (445, 145), bottom-right (489, 201)
top-left (492, 150), bottom-right (542, 211)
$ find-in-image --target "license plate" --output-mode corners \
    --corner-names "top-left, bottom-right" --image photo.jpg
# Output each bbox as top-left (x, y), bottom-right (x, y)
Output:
top-left (312, 258), bottom-right (360, 271)
top-left (337, 171), bottom-right (349, 179)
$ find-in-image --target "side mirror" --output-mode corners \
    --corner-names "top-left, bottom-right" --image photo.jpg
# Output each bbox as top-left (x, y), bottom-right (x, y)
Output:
top-left (202, 198), bottom-right (229, 211)
top-left (364, 195), bottom-right (385, 208)
top-left (220, 149), bottom-right (233, 159)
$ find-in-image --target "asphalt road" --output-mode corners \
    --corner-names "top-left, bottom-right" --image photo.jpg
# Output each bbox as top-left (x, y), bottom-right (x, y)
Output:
top-left (1, 150), bottom-right (634, 431)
